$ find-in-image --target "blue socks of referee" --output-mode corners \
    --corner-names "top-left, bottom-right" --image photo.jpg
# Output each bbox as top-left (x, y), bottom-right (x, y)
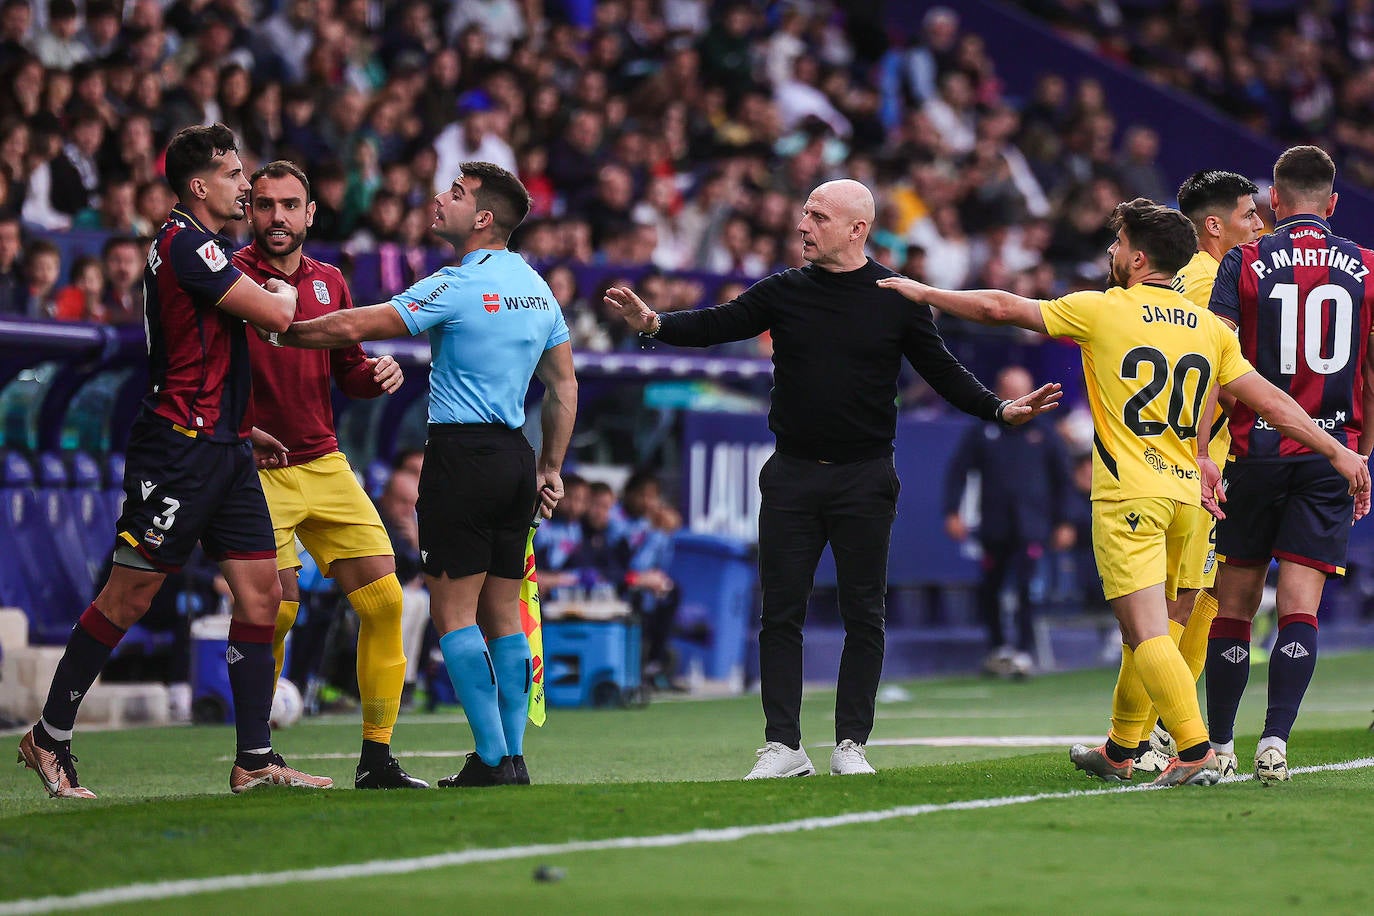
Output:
top-left (488, 633), bottom-right (531, 757)
top-left (440, 626), bottom-right (507, 766)
top-left (1264, 614), bottom-right (1318, 743)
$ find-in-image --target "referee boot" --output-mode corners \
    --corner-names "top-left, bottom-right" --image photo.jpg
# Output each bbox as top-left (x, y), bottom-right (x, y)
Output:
top-left (355, 755), bottom-right (430, 790)
top-left (438, 752), bottom-right (518, 788)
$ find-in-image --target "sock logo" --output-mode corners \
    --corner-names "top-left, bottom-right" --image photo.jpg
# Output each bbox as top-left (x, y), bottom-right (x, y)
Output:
top-left (225, 646), bottom-right (245, 665)
top-left (420, 550), bottom-right (428, 562)
top-left (69, 690), bottom-right (81, 701)
top-left (1279, 641), bottom-right (1310, 659)
top-left (1222, 646), bottom-right (1249, 663)
top-left (1125, 512), bottom-right (1141, 532)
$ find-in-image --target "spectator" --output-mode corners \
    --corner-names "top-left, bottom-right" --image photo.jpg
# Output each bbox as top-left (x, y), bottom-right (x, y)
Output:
top-left (0, 1), bottom-right (30, 70)
top-left (73, 177), bottom-right (138, 233)
top-left (616, 470), bottom-right (683, 691)
top-left (22, 236), bottom-right (58, 318)
top-left (533, 472), bottom-right (590, 597)
top-left (0, 214), bottom-right (25, 314)
top-left (95, 235), bottom-right (143, 325)
top-left (431, 90), bottom-right (516, 195)
top-left (51, 251), bottom-right (99, 321)
top-left (31, 0), bottom-right (88, 71)
top-left (79, 1), bottom-right (121, 60)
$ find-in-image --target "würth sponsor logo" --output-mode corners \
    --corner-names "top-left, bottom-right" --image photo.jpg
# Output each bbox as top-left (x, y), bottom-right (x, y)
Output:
top-left (483, 292), bottom-right (501, 313)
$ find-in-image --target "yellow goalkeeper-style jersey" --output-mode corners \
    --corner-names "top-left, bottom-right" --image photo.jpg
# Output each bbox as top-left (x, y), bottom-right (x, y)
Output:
top-left (1040, 282), bottom-right (1254, 504)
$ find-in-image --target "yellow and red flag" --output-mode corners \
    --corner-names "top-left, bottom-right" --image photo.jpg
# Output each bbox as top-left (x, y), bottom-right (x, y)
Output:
top-left (519, 523), bottom-right (547, 725)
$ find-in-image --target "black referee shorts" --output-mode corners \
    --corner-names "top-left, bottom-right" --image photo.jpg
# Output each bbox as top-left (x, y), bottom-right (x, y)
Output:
top-left (1216, 455), bottom-right (1355, 575)
top-left (417, 423), bottom-right (537, 580)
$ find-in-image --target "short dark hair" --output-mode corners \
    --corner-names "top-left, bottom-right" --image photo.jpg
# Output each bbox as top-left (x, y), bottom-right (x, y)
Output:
top-left (1176, 170), bottom-right (1259, 227)
top-left (101, 235), bottom-right (140, 259)
top-left (458, 160), bottom-right (532, 239)
top-left (1273, 145), bottom-right (1336, 200)
top-left (164, 123), bottom-right (238, 198)
top-left (25, 238), bottom-right (59, 260)
top-left (250, 159), bottom-right (312, 201)
top-left (1110, 197), bottom-right (1197, 277)
top-left (587, 480), bottom-right (614, 499)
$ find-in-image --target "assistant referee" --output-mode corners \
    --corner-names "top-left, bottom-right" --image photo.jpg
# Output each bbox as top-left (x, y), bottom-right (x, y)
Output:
top-left (274, 161), bottom-right (578, 789)
top-left (605, 179), bottom-right (1062, 780)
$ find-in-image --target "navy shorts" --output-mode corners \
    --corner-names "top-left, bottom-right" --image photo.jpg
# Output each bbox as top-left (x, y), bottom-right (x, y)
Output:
top-left (1216, 455), bottom-right (1355, 575)
top-left (115, 416), bottom-right (276, 571)
top-left (418, 423), bottom-right (536, 580)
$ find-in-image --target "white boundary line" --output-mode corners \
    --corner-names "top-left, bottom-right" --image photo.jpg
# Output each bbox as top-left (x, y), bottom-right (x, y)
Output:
top-left (3, 756), bottom-right (1371, 915)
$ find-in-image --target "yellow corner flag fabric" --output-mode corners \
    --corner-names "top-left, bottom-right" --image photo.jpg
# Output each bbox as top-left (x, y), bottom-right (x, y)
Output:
top-left (521, 523), bottom-right (547, 726)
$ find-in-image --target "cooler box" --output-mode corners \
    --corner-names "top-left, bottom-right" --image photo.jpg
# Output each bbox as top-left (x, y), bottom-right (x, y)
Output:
top-left (668, 532), bottom-right (757, 683)
top-left (543, 617), bottom-right (642, 708)
top-left (190, 615), bottom-right (234, 724)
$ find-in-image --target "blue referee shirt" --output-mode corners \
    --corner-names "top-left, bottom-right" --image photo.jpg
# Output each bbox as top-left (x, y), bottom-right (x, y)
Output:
top-left (390, 248), bottom-right (570, 428)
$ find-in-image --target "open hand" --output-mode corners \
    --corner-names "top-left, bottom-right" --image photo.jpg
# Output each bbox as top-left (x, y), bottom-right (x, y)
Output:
top-left (602, 286), bottom-right (657, 333)
top-left (876, 275), bottom-right (933, 302)
top-left (1000, 382), bottom-right (1063, 426)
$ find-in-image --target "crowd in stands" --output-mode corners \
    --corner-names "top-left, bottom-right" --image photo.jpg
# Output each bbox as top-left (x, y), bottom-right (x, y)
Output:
top-left (0, 0), bottom-right (1194, 377)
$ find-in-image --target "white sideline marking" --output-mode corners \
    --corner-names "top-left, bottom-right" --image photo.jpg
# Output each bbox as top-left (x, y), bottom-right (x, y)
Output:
top-left (3, 756), bottom-right (1371, 915)
top-left (859, 736), bottom-right (1105, 749)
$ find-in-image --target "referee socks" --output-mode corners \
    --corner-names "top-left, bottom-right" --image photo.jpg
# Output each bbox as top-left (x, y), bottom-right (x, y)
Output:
top-left (439, 626), bottom-right (508, 767)
top-left (488, 632), bottom-right (531, 757)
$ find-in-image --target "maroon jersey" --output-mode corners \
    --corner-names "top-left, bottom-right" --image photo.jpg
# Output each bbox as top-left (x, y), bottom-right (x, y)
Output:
top-left (1210, 213), bottom-right (1374, 458)
top-left (236, 244), bottom-right (385, 464)
top-left (142, 205), bottom-right (251, 442)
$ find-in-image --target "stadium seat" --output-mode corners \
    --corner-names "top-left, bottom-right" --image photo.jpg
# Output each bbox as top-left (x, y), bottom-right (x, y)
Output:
top-left (103, 452), bottom-right (126, 523)
top-left (0, 451), bottom-right (39, 614)
top-left (0, 453), bottom-right (81, 642)
top-left (52, 452), bottom-right (113, 607)
top-left (667, 532), bottom-right (757, 683)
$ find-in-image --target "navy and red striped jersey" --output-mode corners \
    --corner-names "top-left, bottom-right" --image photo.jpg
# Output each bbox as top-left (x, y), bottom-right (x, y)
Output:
top-left (141, 205), bottom-right (250, 442)
top-left (1210, 213), bottom-right (1374, 458)
top-left (236, 243), bottom-right (385, 464)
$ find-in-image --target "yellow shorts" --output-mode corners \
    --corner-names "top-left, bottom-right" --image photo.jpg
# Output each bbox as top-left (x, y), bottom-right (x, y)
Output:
top-left (258, 451), bottom-right (393, 575)
top-left (1091, 497), bottom-right (1191, 602)
top-left (1174, 502), bottom-right (1217, 592)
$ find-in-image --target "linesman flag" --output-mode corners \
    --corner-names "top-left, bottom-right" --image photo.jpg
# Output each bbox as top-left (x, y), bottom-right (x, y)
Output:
top-left (520, 520), bottom-right (547, 725)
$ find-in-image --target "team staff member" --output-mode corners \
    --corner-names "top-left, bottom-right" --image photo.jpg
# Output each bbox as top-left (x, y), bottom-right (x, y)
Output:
top-left (604, 179), bottom-right (1064, 781)
top-left (270, 161), bottom-right (577, 788)
top-left (1206, 146), bottom-right (1374, 784)
top-left (238, 160), bottom-right (427, 791)
top-left (879, 198), bottom-right (1369, 787)
top-left (18, 124), bottom-right (332, 797)
top-left (1129, 169), bottom-right (1264, 775)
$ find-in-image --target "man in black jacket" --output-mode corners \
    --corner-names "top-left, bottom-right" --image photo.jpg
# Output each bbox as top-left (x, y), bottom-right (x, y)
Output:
top-left (944, 365), bottom-right (1076, 678)
top-left (604, 179), bottom-right (1062, 779)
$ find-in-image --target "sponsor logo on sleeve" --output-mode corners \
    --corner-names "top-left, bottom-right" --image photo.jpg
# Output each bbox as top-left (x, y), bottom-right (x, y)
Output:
top-left (197, 241), bottom-right (228, 272)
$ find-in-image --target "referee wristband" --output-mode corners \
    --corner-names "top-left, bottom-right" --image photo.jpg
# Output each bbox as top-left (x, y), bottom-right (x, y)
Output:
top-left (994, 399), bottom-right (1012, 423)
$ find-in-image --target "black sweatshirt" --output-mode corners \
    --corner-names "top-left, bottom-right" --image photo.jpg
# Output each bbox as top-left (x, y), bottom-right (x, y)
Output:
top-left (655, 258), bottom-right (1002, 462)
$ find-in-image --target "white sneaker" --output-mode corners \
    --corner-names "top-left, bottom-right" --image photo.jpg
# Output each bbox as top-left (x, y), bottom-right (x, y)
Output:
top-left (830, 739), bottom-right (876, 775)
top-left (1254, 747), bottom-right (1290, 785)
top-left (743, 742), bottom-right (815, 780)
top-left (1133, 747), bottom-right (1171, 775)
top-left (1148, 723), bottom-right (1176, 757)
top-left (1216, 751), bottom-right (1239, 778)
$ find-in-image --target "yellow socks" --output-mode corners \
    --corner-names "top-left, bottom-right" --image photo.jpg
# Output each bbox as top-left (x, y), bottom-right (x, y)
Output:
top-left (1180, 589), bottom-right (1218, 680)
top-left (271, 600), bottom-right (299, 685)
top-left (1132, 634), bottom-right (1208, 753)
top-left (1107, 645), bottom-right (1153, 751)
top-left (348, 575), bottom-right (407, 745)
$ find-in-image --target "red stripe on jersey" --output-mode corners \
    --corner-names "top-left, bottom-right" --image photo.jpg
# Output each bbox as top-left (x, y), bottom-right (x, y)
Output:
top-left (1228, 244), bottom-right (1263, 455)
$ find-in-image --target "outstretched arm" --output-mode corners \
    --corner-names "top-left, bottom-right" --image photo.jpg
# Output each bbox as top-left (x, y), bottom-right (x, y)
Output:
top-left (877, 277), bottom-right (1049, 334)
top-left (275, 303), bottom-right (412, 349)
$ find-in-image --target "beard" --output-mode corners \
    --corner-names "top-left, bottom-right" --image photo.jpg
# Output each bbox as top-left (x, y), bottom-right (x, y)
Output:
top-left (1107, 257), bottom-right (1126, 289)
top-left (255, 226), bottom-right (307, 256)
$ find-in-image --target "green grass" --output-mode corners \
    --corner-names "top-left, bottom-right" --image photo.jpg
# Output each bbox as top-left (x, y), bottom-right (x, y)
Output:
top-left (2, 653), bottom-right (1372, 913)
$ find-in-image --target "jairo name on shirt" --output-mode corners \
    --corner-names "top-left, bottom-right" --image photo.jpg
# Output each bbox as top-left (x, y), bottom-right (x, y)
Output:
top-left (1249, 247), bottom-right (1370, 280)
top-left (1140, 304), bottom-right (1198, 327)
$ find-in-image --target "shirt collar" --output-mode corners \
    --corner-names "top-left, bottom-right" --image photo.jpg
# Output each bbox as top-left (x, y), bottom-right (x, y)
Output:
top-left (1275, 212), bottom-right (1331, 233)
top-left (169, 205), bottom-right (216, 236)
top-left (238, 243), bottom-right (307, 281)
top-left (459, 248), bottom-right (505, 265)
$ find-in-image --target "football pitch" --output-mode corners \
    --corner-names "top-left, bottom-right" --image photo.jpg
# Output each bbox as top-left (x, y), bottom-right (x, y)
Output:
top-left (2, 652), bottom-right (1372, 914)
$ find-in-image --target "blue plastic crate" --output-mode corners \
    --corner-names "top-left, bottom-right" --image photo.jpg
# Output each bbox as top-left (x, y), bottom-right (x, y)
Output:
top-left (543, 618), bottom-right (641, 707)
top-left (668, 533), bottom-right (757, 682)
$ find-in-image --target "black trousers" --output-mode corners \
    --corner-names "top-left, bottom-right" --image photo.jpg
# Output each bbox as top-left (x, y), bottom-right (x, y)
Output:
top-left (757, 452), bottom-right (899, 747)
top-left (977, 539), bottom-right (1038, 653)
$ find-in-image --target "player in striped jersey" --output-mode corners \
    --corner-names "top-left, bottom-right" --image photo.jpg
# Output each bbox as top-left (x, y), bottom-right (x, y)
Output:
top-left (1206, 146), bottom-right (1374, 783)
top-left (1130, 170), bottom-right (1264, 775)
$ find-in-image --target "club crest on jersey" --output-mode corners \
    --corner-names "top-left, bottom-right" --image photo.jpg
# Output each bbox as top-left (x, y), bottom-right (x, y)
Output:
top-left (197, 241), bottom-right (227, 272)
top-left (143, 529), bottom-right (164, 547)
top-left (483, 292), bottom-right (501, 314)
top-left (313, 279), bottom-right (331, 304)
